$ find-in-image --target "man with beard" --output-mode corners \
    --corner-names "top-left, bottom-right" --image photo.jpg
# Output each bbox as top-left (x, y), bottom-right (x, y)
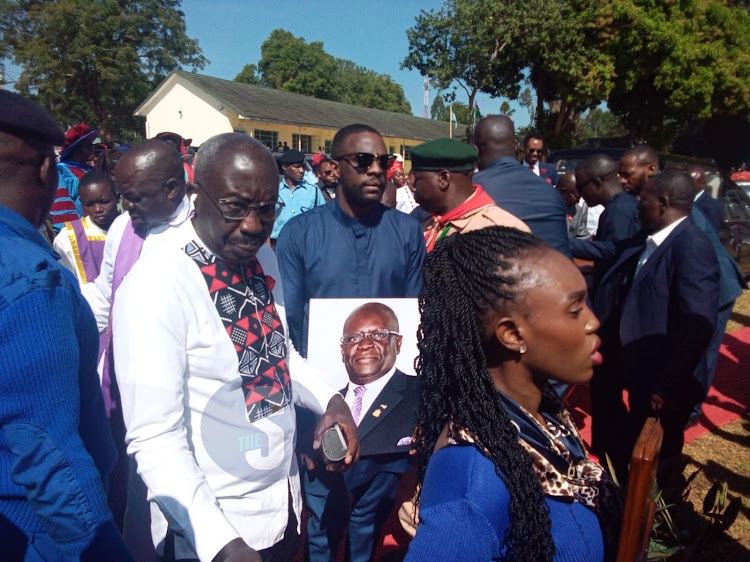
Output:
top-left (276, 124), bottom-right (424, 356)
top-left (618, 145), bottom-right (659, 196)
top-left (113, 133), bottom-right (359, 561)
top-left (275, 124), bottom-right (424, 561)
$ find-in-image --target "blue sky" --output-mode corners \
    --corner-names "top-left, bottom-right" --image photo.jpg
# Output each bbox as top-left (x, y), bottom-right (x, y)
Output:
top-left (180, 0), bottom-right (530, 125)
top-left (2, 0), bottom-right (530, 126)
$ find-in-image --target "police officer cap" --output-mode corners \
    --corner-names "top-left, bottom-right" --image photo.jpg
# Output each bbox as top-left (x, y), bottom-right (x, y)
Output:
top-left (410, 138), bottom-right (477, 172)
top-left (279, 149), bottom-right (306, 164)
top-left (0, 90), bottom-right (65, 146)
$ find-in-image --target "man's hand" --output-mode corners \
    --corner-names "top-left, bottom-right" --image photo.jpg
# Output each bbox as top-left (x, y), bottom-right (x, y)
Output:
top-left (211, 538), bottom-right (261, 562)
top-left (312, 394), bottom-right (360, 471)
top-left (650, 392), bottom-right (665, 414)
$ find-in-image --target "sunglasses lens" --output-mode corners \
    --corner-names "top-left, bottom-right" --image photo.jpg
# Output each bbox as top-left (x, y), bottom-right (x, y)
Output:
top-left (355, 153), bottom-right (376, 168)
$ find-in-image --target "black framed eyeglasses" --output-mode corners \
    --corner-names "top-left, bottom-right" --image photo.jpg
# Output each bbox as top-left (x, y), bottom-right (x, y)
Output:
top-left (340, 329), bottom-right (401, 345)
top-left (335, 152), bottom-right (396, 171)
top-left (195, 182), bottom-right (285, 221)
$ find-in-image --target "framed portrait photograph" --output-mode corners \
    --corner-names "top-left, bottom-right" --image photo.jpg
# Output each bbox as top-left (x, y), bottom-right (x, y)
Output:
top-left (306, 297), bottom-right (419, 390)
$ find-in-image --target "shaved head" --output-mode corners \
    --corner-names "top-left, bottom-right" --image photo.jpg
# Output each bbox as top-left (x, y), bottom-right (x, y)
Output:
top-left (577, 154), bottom-right (618, 182)
top-left (114, 139), bottom-right (185, 229)
top-left (576, 154), bottom-right (621, 207)
top-left (195, 133), bottom-right (277, 187)
top-left (474, 115), bottom-right (517, 170)
top-left (688, 166), bottom-right (705, 193)
top-left (619, 144), bottom-right (659, 196)
top-left (118, 139), bottom-right (184, 181)
top-left (624, 145), bottom-right (659, 167)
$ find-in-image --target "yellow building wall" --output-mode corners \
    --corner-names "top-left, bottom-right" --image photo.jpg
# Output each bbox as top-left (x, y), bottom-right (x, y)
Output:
top-left (229, 116), bottom-right (425, 172)
top-left (143, 80), bottom-right (233, 145)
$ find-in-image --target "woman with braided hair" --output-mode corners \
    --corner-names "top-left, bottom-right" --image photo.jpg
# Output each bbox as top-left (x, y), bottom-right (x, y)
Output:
top-left (406, 226), bottom-right (621, 561)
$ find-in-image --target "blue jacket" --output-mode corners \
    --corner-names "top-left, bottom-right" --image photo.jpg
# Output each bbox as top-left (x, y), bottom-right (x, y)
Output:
top-left (474, 157), bottom-right (571, 258)
top-left (691, 207), bottom-right (745, 308)
top-left (0, 205), bottom-right (130, 560)
top-left (570, 191), bottom-right (640, 291)
top-left (693, 191), bottom-right (723, 234)
top-left (406, 445), bottom-right (604, 561)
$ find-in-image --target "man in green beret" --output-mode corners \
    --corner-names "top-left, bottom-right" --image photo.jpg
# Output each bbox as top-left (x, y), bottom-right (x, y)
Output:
top-left (409, 137), bottom-right (529, 252)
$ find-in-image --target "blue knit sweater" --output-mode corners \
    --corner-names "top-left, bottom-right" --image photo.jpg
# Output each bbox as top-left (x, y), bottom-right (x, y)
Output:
top-left (0, 205), bottom-right (130, 560)
top-left (406, 445), bottom-right (604, 561)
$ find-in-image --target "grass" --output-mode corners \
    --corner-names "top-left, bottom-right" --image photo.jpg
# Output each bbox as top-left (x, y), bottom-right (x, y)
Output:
top-left (669, 290), bottom-right (750, 559)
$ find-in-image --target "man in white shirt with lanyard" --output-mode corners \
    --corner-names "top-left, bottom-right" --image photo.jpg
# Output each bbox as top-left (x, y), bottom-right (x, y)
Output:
top-left (113, 133), bottom-right (359, 561)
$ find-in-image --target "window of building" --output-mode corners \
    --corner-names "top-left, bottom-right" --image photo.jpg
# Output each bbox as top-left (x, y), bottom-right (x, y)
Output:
top-left (389, 145), bottom-right (396, 155)
top-left (292, 134), bottom-right (313, 153)
top-left (400, 145), bottom-right (414, 160)
top-left (254, 129), bottom-right (278, 150)
top-left (324, 140), bottom-right (333, 155)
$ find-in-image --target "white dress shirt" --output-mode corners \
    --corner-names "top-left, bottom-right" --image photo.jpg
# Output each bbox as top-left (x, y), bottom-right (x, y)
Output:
top-left (527, 160), bottom-right (540, 175)
top-left (52, 216), bottom-right (107, 284)
top-left (113, 220), bottom-right (340, 561)
top-left (82, 195), bottom-right (193, 333)
top-left (344, 367), bottom-right (396, 426)
top-left (636, 217), bottom-right (687, 275)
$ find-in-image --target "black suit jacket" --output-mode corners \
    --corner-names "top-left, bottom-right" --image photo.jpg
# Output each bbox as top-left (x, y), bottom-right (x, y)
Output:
top-left (342, 369), bottom-right (418, 458)
top-left (474, 157), bottom-right (571, 258)
top-left (341, 369), bottom-right (418, 489)
top-left (570, 191), bottom-right (640, 292)
top-left (594, 218), bottom-right (719, 404)
top-left (693, 191), bottom-right (723, 234)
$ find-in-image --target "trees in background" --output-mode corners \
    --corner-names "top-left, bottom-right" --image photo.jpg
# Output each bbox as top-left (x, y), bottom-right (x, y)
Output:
top-left (403, 0), bottom-right (750, 150)
top-left (235, 29), bottom-right (411, 115)
top-left (1, 0), bottom-right (206, 141)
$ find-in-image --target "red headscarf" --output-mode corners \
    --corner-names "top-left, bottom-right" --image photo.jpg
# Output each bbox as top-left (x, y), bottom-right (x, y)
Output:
top-left (387, 159), bottom-right (404, 180)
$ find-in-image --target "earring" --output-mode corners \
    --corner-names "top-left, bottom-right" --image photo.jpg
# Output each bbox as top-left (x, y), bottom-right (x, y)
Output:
top-left (519, 342), bottom-right (527, 354)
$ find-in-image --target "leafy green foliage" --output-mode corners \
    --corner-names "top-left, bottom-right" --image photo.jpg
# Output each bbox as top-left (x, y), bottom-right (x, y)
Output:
top-left (234, 29), bottom-right (411, 114)
top-left (607, 0), bottom-right (750, 144)
top-left (404, 0), bottom-right (750, 148)
top-left (429, 93), bottom-right (480, 124)
top-left (1, 0), bottom-right (206, 141)
top-left (578, 108), bottom-right (627, 139)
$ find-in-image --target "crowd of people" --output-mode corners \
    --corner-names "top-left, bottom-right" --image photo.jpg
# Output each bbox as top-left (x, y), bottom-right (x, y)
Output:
top-left (0, 87), bottom-right (743, 562)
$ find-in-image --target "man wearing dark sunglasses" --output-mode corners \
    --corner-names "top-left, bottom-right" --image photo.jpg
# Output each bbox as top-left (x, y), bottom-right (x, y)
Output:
top-left (275, 124), bottom-right (425, 562)
top-left (522, 132), bottom-right (560, 187)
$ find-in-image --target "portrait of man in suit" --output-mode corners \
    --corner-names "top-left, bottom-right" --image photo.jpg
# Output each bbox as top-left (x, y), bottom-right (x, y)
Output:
top-left (304, 302), bottom-right (418, 562)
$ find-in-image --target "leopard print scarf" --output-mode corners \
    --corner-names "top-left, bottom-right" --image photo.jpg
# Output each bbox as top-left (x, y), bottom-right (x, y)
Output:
top-left (447, 384), bottom-right (619, 514)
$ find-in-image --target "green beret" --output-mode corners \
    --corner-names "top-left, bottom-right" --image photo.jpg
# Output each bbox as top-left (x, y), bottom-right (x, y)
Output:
top-left (410, 138), bottom-right (477, 172)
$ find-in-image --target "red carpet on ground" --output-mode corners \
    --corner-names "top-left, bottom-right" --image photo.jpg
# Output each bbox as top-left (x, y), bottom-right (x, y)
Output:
top-left (567, 326), bottom-right (750, 447)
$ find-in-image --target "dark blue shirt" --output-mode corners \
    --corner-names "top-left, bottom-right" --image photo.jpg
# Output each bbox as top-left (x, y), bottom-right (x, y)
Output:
top-left (474, 157), bottom-right (571, 258)
top-left (275, 199), bottom-right (425, 356)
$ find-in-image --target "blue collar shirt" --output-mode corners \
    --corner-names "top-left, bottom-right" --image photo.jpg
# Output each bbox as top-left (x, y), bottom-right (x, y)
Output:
top-left (271, 178), bottom-right (325, 239)
top-left (275, 198), bottom-right (425, 355)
